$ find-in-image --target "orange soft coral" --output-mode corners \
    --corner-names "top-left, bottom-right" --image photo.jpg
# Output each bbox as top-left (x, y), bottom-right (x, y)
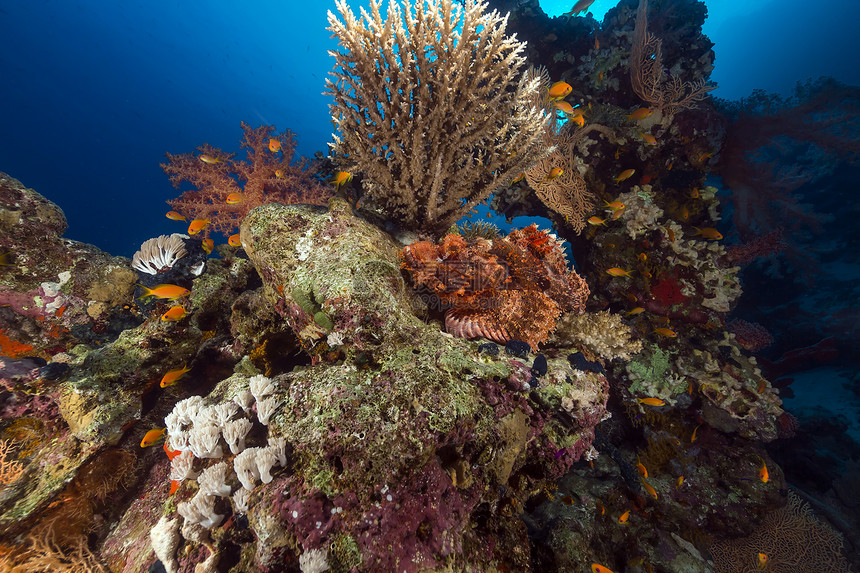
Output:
top-left (162, 122), bottom-right (332, 239)
top-left (401, 224), bottom-right (589, 349)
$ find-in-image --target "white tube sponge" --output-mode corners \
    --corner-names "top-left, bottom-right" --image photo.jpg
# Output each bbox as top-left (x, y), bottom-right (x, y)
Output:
top-left (197, 461), bottom-right (233, 497)
top-left (234, 447), bottom-right (262, 491)
top-left (223, 417), bottom-right (253, 455)
top-left (234, 389), bottom-right (255, 413)
top-left (198, 402), bottom-right (239, 427)
top-left (170, 450), bottom-right (198, 481)
top-left (256, 446), bottom-right (278, 484)
top-left (233, 487), bottom-right (252, 513)
top-left (249, 374), bottom-right (275, 402)
top-left (150, 515), bottom-right (180, 573)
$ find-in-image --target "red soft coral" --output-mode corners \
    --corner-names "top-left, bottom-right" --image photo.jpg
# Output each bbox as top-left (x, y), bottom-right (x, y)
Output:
top-left (162, 122), bottom-right (332, 238)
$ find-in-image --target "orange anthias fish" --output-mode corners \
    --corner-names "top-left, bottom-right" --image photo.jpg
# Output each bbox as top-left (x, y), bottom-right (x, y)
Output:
top-left (627, 307), bottom-right (645, 317)
top-left (202, 238), bottom-right (214, 255)
top-left (617, 510), bottom-right (630, 524)
top-left (553, 101), bottom-right (575, 115)
top-left (160, 364), bottom-right (191, 388)
top-left (604, 200), bottom-right (625, 211)
top-left (333, 171), bottom-right (353, 189)
top-left (628, 108), bottom-right (654, 121)
top-left (228, 234), bottom-right (242, 247)
top-left (226, 192), bottom-right (244, 204)
top-left (188, 219), bottom-right (210, 235)
top-left (692, 227), bottom-right (723, 240)
top-left (636, 457), bottom-right (648, 477)
top-left (547, 81), bottom-right (573, 101)
top-left (605, 267), bottom-right (633, 277)
top-left (691, 424), bottom-right (700, 443)
top-left (758, 457), bottom-right (769, 483)
top-left (137, 284), bottom-right (190, 301)
top-left (641, 480), bottom-right (658, 499)
top-left (165, 211), bottom-right (186, 221)
top-left (511, 172), bottom-right (525, 184)
top-left (275, 169), bottom-right (286, 179)
top-left (654, 327), bottom-right (677, 338)
top-left (757, 552), bottom-right (768, 569)
top-left (140, 427), bottom-right (166, 448)
top-left (591, 564), bottom-right (614, 573)
top-left (640, 133), bottom-right (657, 145)
top-left (587, 216), bottom-right (607, 226)
top-left (198, 154), bottom-right (223, 164)
top-left (614, 169), bottom-right (636, 183)
top-left (268, 138), bottom-right (282, 153)
top-left (161, 306), bottom-right (188, 322)
top-left (638, 397), bottom-right (666, 407)
top-left (570, 113), bottom-right (586, 127)
top-left (545, 167), bottom-right (564, 181)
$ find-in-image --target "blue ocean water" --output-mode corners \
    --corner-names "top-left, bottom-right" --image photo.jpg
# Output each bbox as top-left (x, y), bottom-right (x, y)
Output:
top-left (2, 0), bottom-right (859, 256)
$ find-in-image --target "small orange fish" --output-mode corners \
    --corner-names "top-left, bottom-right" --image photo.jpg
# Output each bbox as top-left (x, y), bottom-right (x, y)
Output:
top-left (511, 172), bottom-right (525, 184)
top-left (226, 192), bottom-right (243, 204)
top-left (638, 397), bottom-right (666, 407)
top-left (545, 167), bottom-right (564, 181)
top-left (691, 424), bottom-right (700, 443)
top-left (160, 364), bottom-right (191, 388)
top-left (169, 480), bottom-right (181, 495)
top-left (587, 216), bottom-right (607, 226)
top-left (596, 502), bottom-right (606, 515)
top-left (640, 133), bottom-right (657, 145)
top-left (690, 188), bottom-right (700, 198)
top-left (202, 238), bottom-right (214, 255)
top-left (553, 101), bottom-right (575, 115)
top-left (665, 227), bottom-right (675, 242)
top-left (697, 152), bottom-right (714, 164)
top-left (140, 427), bottom-right (166, 448)
top-left (137, 284), bottom-right (190, 301)
top-left (198, 154), bottom-right (223, 164)
top-left (636, 458), bottom-right (648, 477)
top-left (614, 169), bottom-right (636, 183)
top-left (605, 267), bottom-right (633, 277)
top-left (591, 564), bottom-right (614, 573)
top-left (758, 457), bottom-right (769, 483)
top-left (228, 234), bottom-right (242, 247)
top-left (268, 138), bottom-right (282, 153)
top-left (757, 378), bottom-right (767, 394)
top-left (161, 306), bottom-right (188, 322)
top-left (275, 169), bottom-right (286, 179)
top-left (333, 171), bottom-right (353, 189)
top-left (757, 553), bottom-right (768, 569)
top-left (560, 495), bottom-right (575, 505)
top-left (628, 108), bottom-right (653, 121)
top-left (617, 510), bottom-right (630, 524)
top-left (627, 307), bottom-right (645, 317)
top-left (570, 113), bottom-right (586, 127)
top-left (679, 206), bottom-right (690, 221)
top-left (165, 211), bottom-right (186, 221)
top-left (641, 480), bottom-right (658, 499)
top-left (654, 327), bottom-right (677, 338)
top-left (597, 71), bottom-right (604, 81)
top-left (692, 227), bottom-right (723, 240)
top-left (547, 81), bottom-right (572, 101)
top-left (676, 476), bottom-right (684, 489)
top-left (637, 253), bottom-right (647, 261)
top-left (641, 270), bottom-right (652, 278)
top-left (594, 37), bottom-right (600, 50)
top-left (188, 219), bottom-right (210, 235)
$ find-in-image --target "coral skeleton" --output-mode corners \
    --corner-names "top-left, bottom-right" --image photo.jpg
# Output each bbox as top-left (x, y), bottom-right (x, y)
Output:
top-left (150, 515), bottom-right (181, 573)
top-left (131, 234), bottom-right (188, 275)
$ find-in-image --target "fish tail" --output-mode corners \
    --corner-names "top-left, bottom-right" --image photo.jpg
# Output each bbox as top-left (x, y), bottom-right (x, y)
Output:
top-left (136, 284), bottom-right (153, 299)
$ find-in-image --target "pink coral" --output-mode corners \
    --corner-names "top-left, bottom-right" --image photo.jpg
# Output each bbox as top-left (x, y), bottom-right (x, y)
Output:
top-left (162, 122), bottom-right (332, 238)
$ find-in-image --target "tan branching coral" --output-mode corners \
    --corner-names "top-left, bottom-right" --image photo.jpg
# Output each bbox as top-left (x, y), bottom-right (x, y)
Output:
top-left (131, 234), bottom-right (187, 275)
top-left (326, 0), bottom-right (550, 237)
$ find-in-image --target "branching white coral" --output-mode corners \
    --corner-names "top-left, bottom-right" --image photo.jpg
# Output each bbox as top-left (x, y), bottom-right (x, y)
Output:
top-left (256, 446), bottom-right (279, 484)
top-left (170, 450), bottom-right (199, 481)
top-left (256, 396), bottom-right (278, 426)
top-left (299, 547), bottom-right (330, 573)
top-left (150, 515), bottom-right (180, 573)
top-left (233, 487), bottom-right (252, 513)
top-left (249, 374), bottom-right (275, 402)
top-left (198, 403), bottom-right (239, 427)
top-left (234, 447), bottom-right (263, 491)
top-left (177, 491), bottom-right (224, 528)
top-left (197, 461), bottom-right (233, 497)
top-left (267, 436), bottom-right (287, 466)
top-left (234, 389), bottom-right (255, 413)
top-left (188, 424), bottom-right (223, 459)
top-left (171, 395), bottom-right (204, 426)
top-left (167, 430), bottom-right (189, 452)
top-left (223, 417), bottom-right (254, 455)
top-left (132, 234), bottom-right (188, 275)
